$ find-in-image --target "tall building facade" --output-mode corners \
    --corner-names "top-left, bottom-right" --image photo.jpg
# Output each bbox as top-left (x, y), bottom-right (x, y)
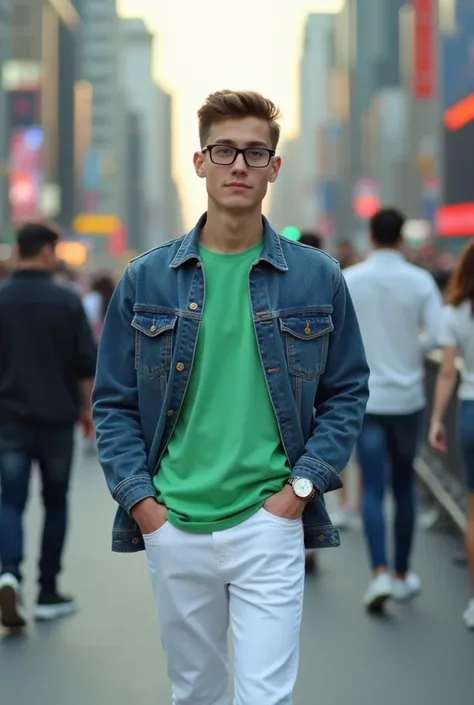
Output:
top-left (328, 0), bottom-right (410, 248)
top-left (0, 0), bottom-right (11, 233)
top-left (120, 17), bottom-right (182, 249)
top-left (267, 137), bottom-right (302, 232)
top-left (298, 13), bottom-right (334, 232)
top-left (125, 110), bottom-right (146, 252)
top-left (79, 0), bottom-right (126, 225)
top-left (6, 0), bottom-right (81, 229)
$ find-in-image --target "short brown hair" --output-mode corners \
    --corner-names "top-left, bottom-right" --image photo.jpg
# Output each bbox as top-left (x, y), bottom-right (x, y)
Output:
top-left (445, 240), bottom-right (474, 313)
top-left (197, 90), bottom-right (282, 149)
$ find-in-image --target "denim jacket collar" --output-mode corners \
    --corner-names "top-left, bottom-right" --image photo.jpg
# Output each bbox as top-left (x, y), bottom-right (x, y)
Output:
top-left (170, 212), bottom-right (288, 272)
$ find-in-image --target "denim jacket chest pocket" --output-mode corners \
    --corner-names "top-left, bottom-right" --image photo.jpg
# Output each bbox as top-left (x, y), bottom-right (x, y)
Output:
top-left (279, 311), bottom-right (334, 380)
top-left (131, 311), bottom-right (177, 377)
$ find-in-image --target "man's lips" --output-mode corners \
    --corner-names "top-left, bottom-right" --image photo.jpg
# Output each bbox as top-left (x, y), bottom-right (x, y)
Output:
top-left (226, 182), bottom-right (251, 189)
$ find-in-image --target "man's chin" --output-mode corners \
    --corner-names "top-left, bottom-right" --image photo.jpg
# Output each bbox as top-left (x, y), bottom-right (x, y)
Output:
top-left (219, 194), bottom-right (255, 211)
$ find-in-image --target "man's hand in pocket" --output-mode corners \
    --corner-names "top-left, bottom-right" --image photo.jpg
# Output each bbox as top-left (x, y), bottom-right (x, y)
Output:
top-left (131, 498), bottom-right (168, 535)
top-left (264, 484), bottom-right (306, 520)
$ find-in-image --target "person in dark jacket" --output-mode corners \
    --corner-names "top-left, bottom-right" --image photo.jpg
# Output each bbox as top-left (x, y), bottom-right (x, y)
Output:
top-left (0, 222), bottom-right (97, 631)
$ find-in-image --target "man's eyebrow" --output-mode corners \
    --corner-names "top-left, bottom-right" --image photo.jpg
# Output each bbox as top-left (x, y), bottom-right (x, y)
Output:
top-left (211, 138), bottom-right (271, 148)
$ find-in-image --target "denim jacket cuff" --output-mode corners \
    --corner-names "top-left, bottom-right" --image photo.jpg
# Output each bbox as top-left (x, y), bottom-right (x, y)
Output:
top-left (112, 474), bottom-right (157, 515)
top-left (291, 457), bottom-right (343, 495)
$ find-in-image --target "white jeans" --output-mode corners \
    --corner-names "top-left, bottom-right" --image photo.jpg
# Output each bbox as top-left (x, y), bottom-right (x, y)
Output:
top-left (144, 507), bottom-right (306, 705)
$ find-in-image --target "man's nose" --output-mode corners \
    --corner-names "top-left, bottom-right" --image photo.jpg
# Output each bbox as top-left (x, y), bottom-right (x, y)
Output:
top-left (231, 152), bottom-right (247, 172)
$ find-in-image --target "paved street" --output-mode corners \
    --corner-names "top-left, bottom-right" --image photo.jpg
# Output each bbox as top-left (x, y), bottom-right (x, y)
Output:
top-left (1, 448), bottom-right (473, 705)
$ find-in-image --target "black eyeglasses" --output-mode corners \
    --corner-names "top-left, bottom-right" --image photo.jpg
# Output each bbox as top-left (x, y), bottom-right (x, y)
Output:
top-left (202, 144), bottom-right (275, 168)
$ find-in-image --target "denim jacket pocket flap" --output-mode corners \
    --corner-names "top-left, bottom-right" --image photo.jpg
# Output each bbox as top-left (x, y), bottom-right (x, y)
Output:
top-left (131, 313), bottom-right (178, 338)
top-left (131, 313), bottom-right (177, 377)
top-left (279, 314), bottom-right (334, 341)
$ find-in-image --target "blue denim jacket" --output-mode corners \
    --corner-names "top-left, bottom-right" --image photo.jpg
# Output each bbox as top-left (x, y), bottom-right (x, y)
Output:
top-left (92, 214), bottom-right (369, 553)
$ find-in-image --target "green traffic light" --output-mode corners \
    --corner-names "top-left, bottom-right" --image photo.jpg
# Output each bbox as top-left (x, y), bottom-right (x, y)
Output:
top-left (281, 225), bottom-right (301, 241)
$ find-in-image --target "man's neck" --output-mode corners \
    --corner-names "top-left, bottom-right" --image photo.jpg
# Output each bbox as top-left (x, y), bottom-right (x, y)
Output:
top-left (17, 262), bottom-right (49, 272)
top-left (200, 204), bottom-right (264, 254)
top-left (372, 245), bottom-right (402, 254)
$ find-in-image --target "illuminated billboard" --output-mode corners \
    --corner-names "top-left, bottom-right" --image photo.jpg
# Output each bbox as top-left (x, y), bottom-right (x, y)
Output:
top-left (8, 125), bottom-right (44, 223)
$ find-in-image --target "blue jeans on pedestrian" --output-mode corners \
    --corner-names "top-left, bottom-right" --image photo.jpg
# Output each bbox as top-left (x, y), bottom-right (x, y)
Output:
top-left (458, 401), bottom-right (474, 493)
top-left (356, 411), bottom-right (423, 575)
top-left (0, 423), bottom-right (74, 591)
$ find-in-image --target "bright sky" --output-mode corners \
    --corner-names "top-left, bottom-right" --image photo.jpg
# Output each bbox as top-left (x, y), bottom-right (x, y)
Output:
top-left (118, 0), bottom-right (343, 229)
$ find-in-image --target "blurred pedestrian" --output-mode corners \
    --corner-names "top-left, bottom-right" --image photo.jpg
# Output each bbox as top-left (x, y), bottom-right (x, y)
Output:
top-left (93, 89), bottom-right (369, 703)
top-left (83, 272), bottom-right (116, 342)
top-left (336, 240), bottom-right (358, 269)
top-left (429, 240), bottom-right (474, 629)
top-left (345, 207), bottom-right (443, 612)
top-left (331, 239), bottom-right (363, 530)
top-left (0, 222), bottom-right (97, 631)
top-left (81, 272), bottom-right (116, 457)
top-left (298, 231), bottom-right (322, 249)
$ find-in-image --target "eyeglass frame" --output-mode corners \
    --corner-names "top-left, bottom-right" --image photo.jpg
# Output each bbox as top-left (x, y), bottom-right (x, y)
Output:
top-left (201, 144), bottom-right (276, 168)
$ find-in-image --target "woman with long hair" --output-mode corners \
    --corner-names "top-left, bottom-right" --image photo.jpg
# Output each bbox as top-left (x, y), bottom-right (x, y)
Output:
top-left (429, 240), bottom-right (474, 629)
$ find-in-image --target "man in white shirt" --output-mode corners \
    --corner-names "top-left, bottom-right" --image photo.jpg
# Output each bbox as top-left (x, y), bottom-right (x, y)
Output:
top-left (344, 207), bottom-right (443, 612)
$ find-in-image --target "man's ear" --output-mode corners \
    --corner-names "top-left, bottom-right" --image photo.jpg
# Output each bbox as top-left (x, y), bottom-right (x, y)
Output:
top-left (194, 151), bottom-right (206, 179)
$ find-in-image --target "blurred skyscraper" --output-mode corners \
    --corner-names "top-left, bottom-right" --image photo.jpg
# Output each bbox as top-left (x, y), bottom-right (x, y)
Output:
top-left (4, 0), bottom-right (80, 231)
top-left (79, 0), bottom-right (126, 224)
top-left (267, 137), bottom-right (301, 233)
top-left (268, 12), bottom-right (334, 237)
top-left (298, 12), bottom-right (334, 233)
top-left (285, 0), bottom-right (442, 253)
top-left (120, 17), bottom-right (183, 249)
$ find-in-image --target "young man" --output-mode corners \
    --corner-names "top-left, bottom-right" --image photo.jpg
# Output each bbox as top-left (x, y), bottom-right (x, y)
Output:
top-left (93, 90), bottom-right (369, 704)
top-left (0, 222), bottom-right (97, 629)
top-left (344, 208), bottom-right (443, 612)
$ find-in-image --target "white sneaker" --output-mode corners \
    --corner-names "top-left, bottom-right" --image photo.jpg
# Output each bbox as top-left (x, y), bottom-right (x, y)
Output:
top-left (392, 573), bottom-right (421, 603)
top-left (363, 573), bottom-right (393, 612)
top-left (462, 598), bottom-right (474, 629)
top-left (0, 573), bottom-right (27, 629)
top-left (330, 508), bottom-right (352, 530)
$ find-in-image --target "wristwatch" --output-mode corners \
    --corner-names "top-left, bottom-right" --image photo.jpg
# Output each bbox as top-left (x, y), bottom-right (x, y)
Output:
top-left (287, 476), bottom-right (317, 501)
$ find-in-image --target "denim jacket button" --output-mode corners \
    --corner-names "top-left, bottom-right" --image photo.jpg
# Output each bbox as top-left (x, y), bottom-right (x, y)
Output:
top-left (149, 325), bottom-right (157, 333)
top-left (132, 537), bottom-right (140, 545)
top-left (317, 534), bottom-right (325, 542)
top-left (167, 409), bottom-right (175, 417)
top-left (176, 362), bottom-right (185, 372)
top-left (189, 302), bottom-right (198, 310)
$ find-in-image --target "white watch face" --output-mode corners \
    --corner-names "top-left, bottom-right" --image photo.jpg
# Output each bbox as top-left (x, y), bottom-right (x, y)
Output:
top-left (293, 477), bottom-right (313, 498)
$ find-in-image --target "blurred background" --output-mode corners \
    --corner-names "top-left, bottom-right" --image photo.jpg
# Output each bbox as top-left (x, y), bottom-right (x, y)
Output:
top-left (0, 1), bottom-right (472, 278)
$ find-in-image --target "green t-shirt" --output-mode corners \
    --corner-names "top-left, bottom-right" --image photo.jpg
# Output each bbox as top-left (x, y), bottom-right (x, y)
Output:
top-left (153, 240), bottom-right (290, 532)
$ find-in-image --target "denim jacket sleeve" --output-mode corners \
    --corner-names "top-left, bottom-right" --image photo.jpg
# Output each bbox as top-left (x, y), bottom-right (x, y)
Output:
top-left (291, 266), bottom-right (369, 494)
top-left (92, 265), bottom-right (156, 514)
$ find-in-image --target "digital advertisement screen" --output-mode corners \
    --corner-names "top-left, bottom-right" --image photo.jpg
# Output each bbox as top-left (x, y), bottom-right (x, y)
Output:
top-left (8, 125), bottom-right (44, 223)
